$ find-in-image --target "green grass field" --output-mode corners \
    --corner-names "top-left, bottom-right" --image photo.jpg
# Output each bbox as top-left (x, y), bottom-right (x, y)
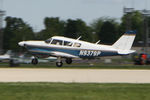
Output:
top-left (0, 83), bottom-right (150, 100)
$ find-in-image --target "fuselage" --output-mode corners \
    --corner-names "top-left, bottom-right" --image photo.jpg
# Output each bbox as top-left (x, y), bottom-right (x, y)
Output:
top-left (19, 36), bottom-right (120, 59)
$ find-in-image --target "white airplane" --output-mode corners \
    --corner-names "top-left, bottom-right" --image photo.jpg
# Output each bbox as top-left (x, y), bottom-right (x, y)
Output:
top-left (0, 50), bottom-right (11, 62)
top-left (18, 54), bottom-right (56, 64)
top-left (18, 31), bottom-right (136, 67)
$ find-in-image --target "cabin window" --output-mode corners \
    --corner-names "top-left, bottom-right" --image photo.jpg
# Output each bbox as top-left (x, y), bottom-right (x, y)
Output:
top-left (51, 39), bottom-right (63, 45)
top-left (45, 38), bottom-right (52, 44)
top-left (73, 43), bottom-right (81, 47)
top-left (64, 41), bottom-right (72, 46)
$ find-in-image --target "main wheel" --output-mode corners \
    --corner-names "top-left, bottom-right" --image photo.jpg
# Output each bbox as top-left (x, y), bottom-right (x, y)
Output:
top-left (56, 62), bottom-right (63, 67)
top-left (32, 58), bottom-right (38, 65)
top-left (66, 58), bottom-right (72, 64)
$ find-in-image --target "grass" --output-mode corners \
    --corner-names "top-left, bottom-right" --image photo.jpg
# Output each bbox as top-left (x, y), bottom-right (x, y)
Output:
top-left (1, 63), bottom-right (150, 69)
top-left (0, 83), bottom-right (150, 100)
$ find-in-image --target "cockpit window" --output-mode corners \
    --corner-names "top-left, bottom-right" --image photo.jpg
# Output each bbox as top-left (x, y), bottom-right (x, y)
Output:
top-left (64, 41), bottom-right (73, 46)
top-left (73, 43), bottom-right (81, 47)
top-left (51, 39), bottom-right (63, 45)
top-left (45, 38), bottom-right (52, 44)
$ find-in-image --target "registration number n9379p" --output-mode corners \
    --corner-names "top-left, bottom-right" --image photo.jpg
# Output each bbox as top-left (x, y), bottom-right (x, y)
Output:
top-left (79, 50), bottom-right (101, 56)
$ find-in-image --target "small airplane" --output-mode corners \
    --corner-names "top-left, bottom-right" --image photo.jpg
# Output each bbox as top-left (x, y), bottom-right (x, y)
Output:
top-left (18, 31), bottom-right (136, 67)
top-left (18, 54), bottom-right (57, 64)
top-left (0, 50), bottom-right (12, 62)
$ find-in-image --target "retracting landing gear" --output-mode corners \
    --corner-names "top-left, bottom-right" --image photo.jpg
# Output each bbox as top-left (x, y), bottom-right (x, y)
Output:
top-left (31, 57), bottom-right (38, 65)
top-left (66, 58), bottom-right (72, 64)
top-left (56, 57), bottom-right (63, 67)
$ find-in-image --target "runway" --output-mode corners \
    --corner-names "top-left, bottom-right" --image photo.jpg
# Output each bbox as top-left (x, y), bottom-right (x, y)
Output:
top-left (0, 68), bottom-right (150, 83)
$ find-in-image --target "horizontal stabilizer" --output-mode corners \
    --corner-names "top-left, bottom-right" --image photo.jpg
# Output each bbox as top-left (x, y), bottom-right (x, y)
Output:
top-left (118, 50), bottom-right (136, 55)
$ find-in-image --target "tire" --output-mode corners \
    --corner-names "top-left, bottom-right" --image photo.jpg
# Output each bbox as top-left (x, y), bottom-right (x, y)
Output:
top-left (56, 62), bottom-right (63, 67)
top-left (32, 58), bottom-right (38, 65)
top-left (65, 58), bottom-right (72, 64)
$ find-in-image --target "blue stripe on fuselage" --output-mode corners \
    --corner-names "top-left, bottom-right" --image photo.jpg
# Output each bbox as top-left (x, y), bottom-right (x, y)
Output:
top-left (27, 46), bottom-right (80, 57)
top-left (26, 45), bottom-right (119, 58)
top-left (100, 51), bottom-right (119, 56)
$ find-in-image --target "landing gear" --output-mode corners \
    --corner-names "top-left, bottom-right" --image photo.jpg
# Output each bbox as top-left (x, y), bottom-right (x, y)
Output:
top-left (56, 61), bottom-right (63, 67)
top-left (31, 58), bottom-right (38, 65)
top-left (66, 58), bottom-right (72, 64)
top-left (56, 57), bottom-right (72, 67)
top-left (56, 57), bottom-right (63, 67)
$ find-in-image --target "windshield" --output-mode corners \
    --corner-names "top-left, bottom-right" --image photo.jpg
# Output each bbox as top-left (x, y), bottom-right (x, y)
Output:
top-left (45, 38), bottom-right (52, 44)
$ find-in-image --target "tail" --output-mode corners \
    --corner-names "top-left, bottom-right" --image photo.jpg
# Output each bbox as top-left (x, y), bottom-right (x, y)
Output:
top-left (112, 31), bottom-right (136, 54)
top-left (4, 50), bottom-right (12, 55)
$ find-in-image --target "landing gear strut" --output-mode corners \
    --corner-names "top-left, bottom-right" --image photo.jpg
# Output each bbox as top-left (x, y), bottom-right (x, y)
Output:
top-left (56, 57), bottom-right (63, 67)
top-left (66, 58), bottom-right (72, 64)
top-left (32, 58), bottom-right (38, 65)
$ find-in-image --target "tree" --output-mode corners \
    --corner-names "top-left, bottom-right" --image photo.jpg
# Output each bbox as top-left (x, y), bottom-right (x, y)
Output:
top-left (64, 19), bottom-right (92, 41)
top-left (98, 21), bottom-right (118, 44)
top-left (3, 17), bottom-right (35, 51)
top-left (36, 17), bottom-right (65, 40)
top-left (90, 18), bottom-right (104, 42)
top-left (91, 17), bottom-right (119, 44)
top-left (120, 11), bottom-right (143, 43)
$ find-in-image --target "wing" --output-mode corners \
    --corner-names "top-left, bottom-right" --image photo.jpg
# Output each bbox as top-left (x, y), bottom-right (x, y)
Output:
top-left (50, 51), bottom-right (78, 58)
top-left (28, 49), bottom-right (78, 58)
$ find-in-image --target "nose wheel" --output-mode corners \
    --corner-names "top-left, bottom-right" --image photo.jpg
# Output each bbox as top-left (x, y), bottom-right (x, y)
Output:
top-left (56, 57), bottom-right (63, 67)
top-left (56, 61), bottom-right (63, 67)
top-left (32, 58), bottom-right (38, 65)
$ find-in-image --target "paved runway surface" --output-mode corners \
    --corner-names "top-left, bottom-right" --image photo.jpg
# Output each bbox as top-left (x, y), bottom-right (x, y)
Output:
top-left (0, 68), bottom-right (150, 83)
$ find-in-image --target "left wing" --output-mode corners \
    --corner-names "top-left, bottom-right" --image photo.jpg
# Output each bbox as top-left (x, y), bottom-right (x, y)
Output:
top-left (29, 49), bottom-right (78, 58)
top-left (50, 51), bottom-right (79, 58)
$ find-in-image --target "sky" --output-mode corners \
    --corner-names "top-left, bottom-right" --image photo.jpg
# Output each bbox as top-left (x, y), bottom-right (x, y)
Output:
top-left (1, 0), bottom-right (149, 31)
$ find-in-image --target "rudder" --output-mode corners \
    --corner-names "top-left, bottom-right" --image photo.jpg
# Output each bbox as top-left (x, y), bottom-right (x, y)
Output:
top-left (112, 31), bottom-right (136, 50)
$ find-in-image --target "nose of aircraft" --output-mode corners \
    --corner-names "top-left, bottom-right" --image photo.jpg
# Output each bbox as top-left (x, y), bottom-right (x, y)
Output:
top-left (18, 41), bottom-right (25, 47)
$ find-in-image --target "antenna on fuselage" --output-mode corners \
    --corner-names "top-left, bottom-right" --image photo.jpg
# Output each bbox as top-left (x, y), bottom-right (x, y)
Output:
top-left (95, 40), bottom-right (101, 44)
top-left (77, 36), bottom-right (82, 40)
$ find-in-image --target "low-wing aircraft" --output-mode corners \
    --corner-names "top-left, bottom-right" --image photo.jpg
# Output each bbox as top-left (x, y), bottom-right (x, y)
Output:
top-left (18, 54), bottom-right (57, 64)
top-left (18, 31), bottom-right (136, 67)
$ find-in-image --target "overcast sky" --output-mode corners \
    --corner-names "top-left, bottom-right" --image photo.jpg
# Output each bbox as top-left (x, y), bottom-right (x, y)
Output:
top-left (1, 0), bottom-right (149, 31)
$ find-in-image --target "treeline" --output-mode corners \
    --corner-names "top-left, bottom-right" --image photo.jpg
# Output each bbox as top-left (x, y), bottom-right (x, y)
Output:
top-left (2, 11), bottom-right (150, 51)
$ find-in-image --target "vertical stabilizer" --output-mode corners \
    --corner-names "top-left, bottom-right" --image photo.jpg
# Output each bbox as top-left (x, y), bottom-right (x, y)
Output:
top-left (112, 31), bottom-right (136, 50)
top-left (4, 50), bottom-right (12, 55)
